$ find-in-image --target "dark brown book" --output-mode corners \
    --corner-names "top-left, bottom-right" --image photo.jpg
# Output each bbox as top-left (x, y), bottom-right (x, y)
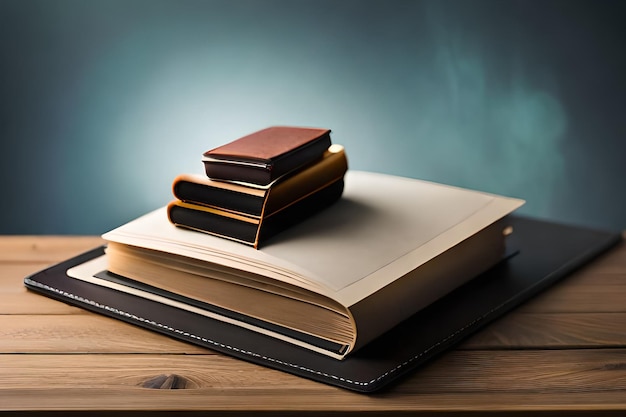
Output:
top-left (167, 177), bottom-right (345, 248)
top-left (202, 126), bottom-right (332, 185)
top-left (174, 144), bottom-right (348, 217)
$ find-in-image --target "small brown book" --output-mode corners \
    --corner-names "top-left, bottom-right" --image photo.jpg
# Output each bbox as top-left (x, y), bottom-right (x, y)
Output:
top-left (202, 126), bottom-right (332, 185)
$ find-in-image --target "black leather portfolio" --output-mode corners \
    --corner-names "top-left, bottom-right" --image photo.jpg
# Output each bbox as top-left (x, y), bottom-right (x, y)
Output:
top-left (23, 216), bottom-right (622, 393)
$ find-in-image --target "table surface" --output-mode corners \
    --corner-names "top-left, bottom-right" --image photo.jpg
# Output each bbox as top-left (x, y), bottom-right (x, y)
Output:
top-left (2, 235), bottom-right (626, 416)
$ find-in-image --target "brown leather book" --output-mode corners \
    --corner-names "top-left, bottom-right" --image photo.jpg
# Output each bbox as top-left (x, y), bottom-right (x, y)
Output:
top-left (167, 177), bottom-right (345, 248)
top-left (174, 144), bottom-right (348, 217)
top-left (202, 126), bottom-right (332, 185)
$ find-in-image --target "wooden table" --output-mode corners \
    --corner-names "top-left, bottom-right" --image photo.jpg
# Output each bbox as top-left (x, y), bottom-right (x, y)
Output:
top-left (1, 235), bottom-right (626, 416)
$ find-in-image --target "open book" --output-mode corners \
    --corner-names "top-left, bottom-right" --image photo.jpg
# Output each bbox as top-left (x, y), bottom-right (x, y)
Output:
top-left (68, 171), bottom-right (524, 359)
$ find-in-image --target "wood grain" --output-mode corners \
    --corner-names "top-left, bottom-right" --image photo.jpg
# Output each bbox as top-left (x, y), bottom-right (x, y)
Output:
top-left (462, 312), bottom-right (626, 349)
top-left (515, 276), bottom-right (626, 313)
top-left (1, 235), bottom-right (625, 416)
top-left (0, 315), bottom-right (211, 354)
top-left (1, 351), bottom-right (626, 413)
top-left (0, 235), bottom-right (103, 262)
top-left (0, 264), bottom-right (85, 314)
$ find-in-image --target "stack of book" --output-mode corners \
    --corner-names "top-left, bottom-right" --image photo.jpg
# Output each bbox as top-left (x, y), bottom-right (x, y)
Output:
top-left (70, 168), bottom-right (524, 360)
top-left (79, 126), bottom-right (526, 360)
top-left (166, 126), bottom-right (349, 248)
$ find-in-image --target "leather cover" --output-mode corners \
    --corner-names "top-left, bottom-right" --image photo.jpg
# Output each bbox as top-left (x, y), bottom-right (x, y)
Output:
top-left (174, 144), bottom-right (348, 217)
top-left (23, 216), bottom-right (622, 393)
top-left (168, 178), bottom-right (345, 248)
top-left (203, 126), bottom-right (332, 185)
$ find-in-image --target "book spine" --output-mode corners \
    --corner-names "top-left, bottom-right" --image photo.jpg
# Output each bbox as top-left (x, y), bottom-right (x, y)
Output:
top-left (203, 133), bottom-right (332, 185)
top-left (203, 161), bottom-right (273, 186)
top-left (178, 145), bottom-right (347, 218)
top-left (173, 179), bottom-right (266, 217)
top-left (168, 177), bottom-right (345, 249)
top-left (167, 202), bottom-right (260, 246)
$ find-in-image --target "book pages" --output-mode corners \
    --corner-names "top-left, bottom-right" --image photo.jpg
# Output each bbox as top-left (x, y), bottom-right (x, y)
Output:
top-left (103, 171), bottom-right (524, 306)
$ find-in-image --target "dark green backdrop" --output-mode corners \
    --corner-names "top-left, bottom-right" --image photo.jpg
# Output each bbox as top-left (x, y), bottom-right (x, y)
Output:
top-left (1, 0), bottom-right (625, 234)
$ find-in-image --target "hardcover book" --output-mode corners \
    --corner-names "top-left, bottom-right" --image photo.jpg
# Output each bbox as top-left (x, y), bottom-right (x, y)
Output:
top-left (78, 171), bottom-right (524, 359)
top-left (202, 126), bottom-right (332, 185)
top-left (167, 177), bottom-right (345, 248)
top-left (173, 144), bottom-right (348, 217)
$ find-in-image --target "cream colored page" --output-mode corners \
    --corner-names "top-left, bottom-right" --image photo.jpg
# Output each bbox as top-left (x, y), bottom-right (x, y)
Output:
top-left (103, 171), bottom-right (524, 306)
top-left (260, 171), bottom-right (524, 305)
top-left (101, 208), bottom-right (325, 293)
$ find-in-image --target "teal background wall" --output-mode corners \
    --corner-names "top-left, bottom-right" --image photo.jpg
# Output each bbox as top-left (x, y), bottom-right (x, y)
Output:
top-left (1, 0), bottom-right (625, 234)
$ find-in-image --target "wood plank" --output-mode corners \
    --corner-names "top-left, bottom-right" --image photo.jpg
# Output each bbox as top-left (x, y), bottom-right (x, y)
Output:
top-left (2, 391), bottom-right (626, 416)
top-left (1, 350), bottom-right (626, 413)
top-left (516, 280), bottom-right (626, 313)
top-left (0, 236), bottom-right (103, 263)
top-left (462, 312), bottom-right (626, 349)
top-left (0, 264), bottom-right (85, 314)
top-left (0, 315), bottom-right (211, 354)
top-left (1, 236), bottom-right (624, 415)
top-left (398, 348), bottom-right (626, 395)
